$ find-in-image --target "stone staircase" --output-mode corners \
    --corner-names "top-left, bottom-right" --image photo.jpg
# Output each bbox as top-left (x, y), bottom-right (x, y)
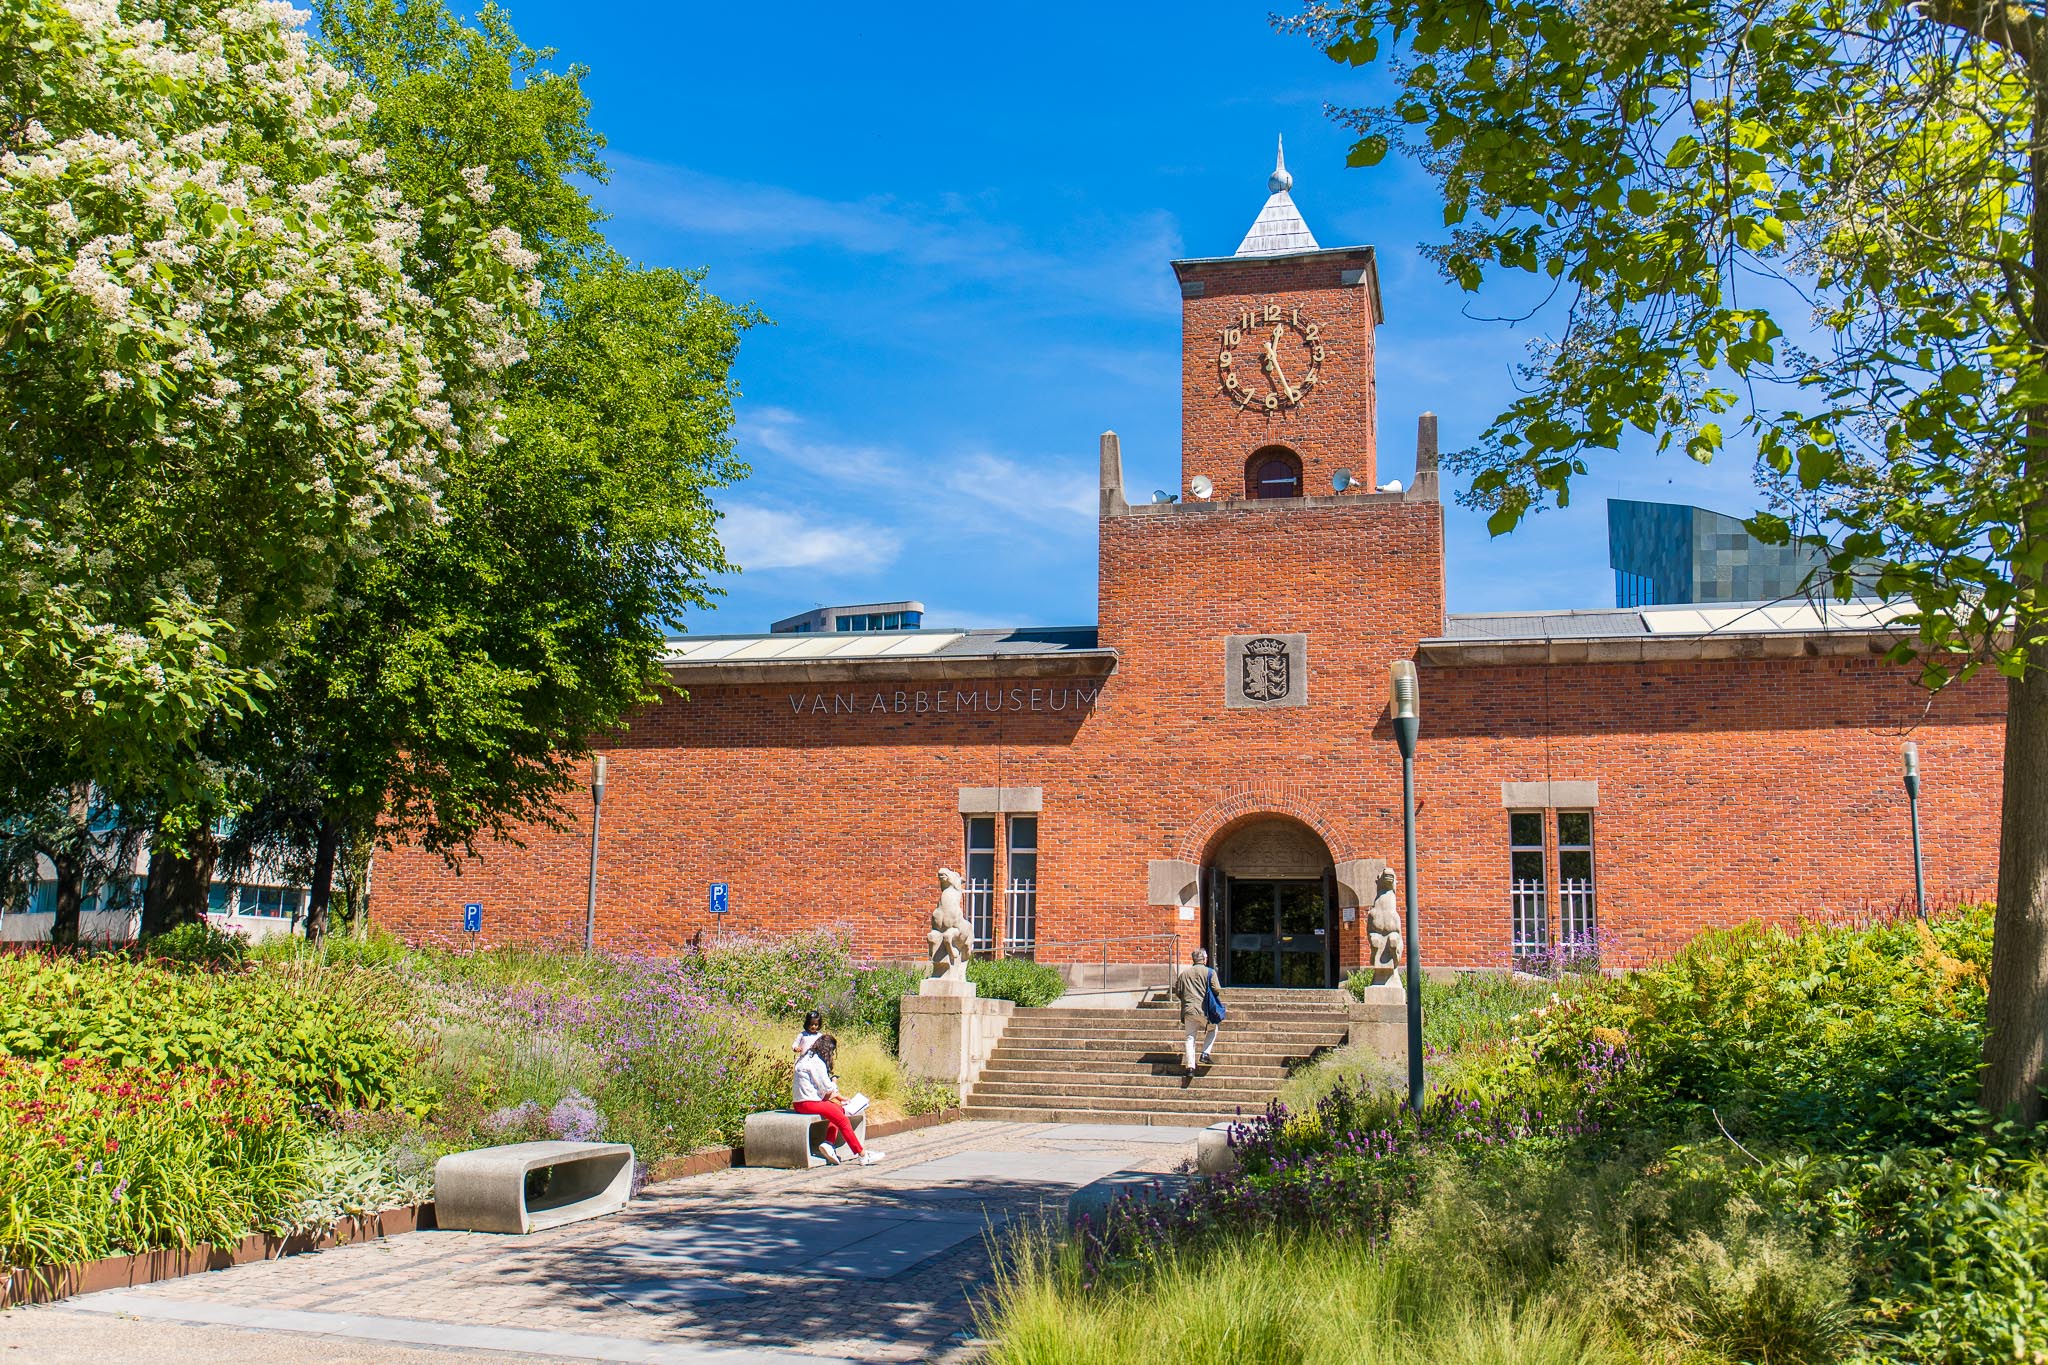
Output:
top-left (959, 988), bottom-right (1355, 1126)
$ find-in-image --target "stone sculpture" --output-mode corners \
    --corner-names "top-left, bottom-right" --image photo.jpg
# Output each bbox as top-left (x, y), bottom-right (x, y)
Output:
top-left (927, 867), bottom-right (972, 980)
top-left (1366, 868), bottom-right (1403, 979)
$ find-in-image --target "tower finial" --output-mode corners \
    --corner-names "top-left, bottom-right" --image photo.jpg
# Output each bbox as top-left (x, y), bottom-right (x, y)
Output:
top-left (1269, 135), bottom-right (1293, 194)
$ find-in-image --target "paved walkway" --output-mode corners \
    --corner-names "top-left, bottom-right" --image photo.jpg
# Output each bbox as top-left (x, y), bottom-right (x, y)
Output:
top-left (0, 1120), bottom-right (1201, 1364)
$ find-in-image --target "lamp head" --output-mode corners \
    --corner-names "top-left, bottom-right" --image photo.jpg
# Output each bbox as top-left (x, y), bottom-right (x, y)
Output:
top-left (1388, 659), bottom-right (1419, 722)
top-left (592, 753), bottom-right (608, 798)
top-left (1902, 741), bottom-right (1919, 779)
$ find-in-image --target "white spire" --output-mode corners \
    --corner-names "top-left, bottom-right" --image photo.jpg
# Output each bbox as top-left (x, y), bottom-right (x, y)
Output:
top-left (1235, 135), bottom-right (1319, 257)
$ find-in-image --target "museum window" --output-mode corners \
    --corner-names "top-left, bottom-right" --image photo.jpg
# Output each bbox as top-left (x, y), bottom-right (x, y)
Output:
top-left (964, 816), bottom-right (998, 951)
top-left (1509, 811), bottom-right (1548, 958)
top-left (1246, 445), bottom-right (1303, 500)
top-left (1557, 811), bottom-right (1597, 951)
top-left (1005, 816), bottom-right (1039, 951)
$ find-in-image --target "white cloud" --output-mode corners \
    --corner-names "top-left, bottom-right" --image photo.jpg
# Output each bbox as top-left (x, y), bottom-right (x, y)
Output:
top-left (736, 409), bottom-right (1097, 533)
top-left (718, 503), bottom-right (901, 573)
top-left (602, 155), bottom-right (1185, 319)
top-left (944, 451), bottom-right (1097, 523)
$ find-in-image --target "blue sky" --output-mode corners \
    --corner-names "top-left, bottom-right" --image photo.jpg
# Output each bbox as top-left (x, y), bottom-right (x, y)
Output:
top-left (508, 1), bottom-right (1778, 633)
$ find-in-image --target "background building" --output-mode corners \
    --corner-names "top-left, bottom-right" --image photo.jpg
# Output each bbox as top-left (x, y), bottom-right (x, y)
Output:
top-left (770, 600), bottom-right (927, 634)
top-left (1608, 498), bottom-right (1862, 608)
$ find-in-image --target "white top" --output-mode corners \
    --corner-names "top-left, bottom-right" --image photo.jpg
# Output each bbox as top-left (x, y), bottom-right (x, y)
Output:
top-left (793, 1030), bottom-right (822, 1057)
top-left (793, 1051), bottom-right (834, 1104)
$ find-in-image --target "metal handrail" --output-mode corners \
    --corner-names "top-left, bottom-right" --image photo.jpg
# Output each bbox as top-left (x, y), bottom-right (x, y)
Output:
top-left (994, 930), bottom-right (1185, 996)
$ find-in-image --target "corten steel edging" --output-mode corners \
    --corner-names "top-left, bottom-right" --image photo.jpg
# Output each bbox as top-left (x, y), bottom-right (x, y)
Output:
top-left (0, 1203), bottom-right (436, 1309)
top-left (1414, 630), bottom-right (1909, 667)
top-left (659, 653), bottom-right (1120, 687)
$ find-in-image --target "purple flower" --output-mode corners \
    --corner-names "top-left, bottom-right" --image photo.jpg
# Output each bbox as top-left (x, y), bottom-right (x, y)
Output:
top-left (110, 1179), bottom-right (127, 1204)
top-left (548, 1089), bottom-right (603, 1143)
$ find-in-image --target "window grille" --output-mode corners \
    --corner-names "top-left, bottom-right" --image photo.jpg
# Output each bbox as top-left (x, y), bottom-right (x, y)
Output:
top-left (1005, 816), bottom-right (1038, 950)
top-left (1556, 811), bottom-right (1597, 952)
top-left (1509, 811), bottom-right (1548, 956)
top-left (964, 816), bottom-right (997, 950)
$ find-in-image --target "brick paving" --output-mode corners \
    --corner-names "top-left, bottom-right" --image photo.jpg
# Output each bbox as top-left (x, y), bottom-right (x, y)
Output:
top-left (1, 1120), bottom-right (1202, 1364)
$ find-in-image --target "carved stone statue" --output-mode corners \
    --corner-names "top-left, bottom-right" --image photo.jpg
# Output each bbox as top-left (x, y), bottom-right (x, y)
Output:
top-left (927, 867), bottom-right (972, 980)
top-left (1366, 868), bottom-right (1403, 979)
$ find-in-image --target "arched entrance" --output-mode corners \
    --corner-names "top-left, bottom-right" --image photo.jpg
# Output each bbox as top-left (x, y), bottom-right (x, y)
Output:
top-left (1201, 816), bottom-right (1337, 988)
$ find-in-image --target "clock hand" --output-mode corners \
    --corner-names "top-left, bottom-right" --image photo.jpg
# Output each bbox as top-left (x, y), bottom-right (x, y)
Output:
top-left (1267, 326), bottom-right (1292, 393)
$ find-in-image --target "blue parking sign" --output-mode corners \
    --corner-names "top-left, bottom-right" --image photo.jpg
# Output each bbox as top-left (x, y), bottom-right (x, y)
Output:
top-left (463, 902), bottom-right (482, 933)
top-left (708, 883), bottom-right (729, 915)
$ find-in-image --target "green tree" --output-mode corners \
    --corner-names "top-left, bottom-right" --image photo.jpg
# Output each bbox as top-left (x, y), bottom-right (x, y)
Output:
top-left (0, 0), bottom-right (534, 936)
top-left (225, 0), bottom-right (751, 941)
top-left (1297, 0), bottom-right (2048, 1117)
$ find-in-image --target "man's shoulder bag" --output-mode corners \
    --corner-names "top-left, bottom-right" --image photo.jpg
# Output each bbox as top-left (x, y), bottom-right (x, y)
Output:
top-left (1202, 970), bottom-right (1227, 1025)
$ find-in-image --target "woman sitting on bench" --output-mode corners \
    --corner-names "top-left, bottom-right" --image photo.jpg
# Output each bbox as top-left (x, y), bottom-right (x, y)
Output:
top-left (792, 1035), bottom-right (883, 1167)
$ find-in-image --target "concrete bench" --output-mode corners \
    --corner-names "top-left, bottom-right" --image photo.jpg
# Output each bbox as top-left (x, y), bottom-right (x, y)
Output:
top-left (433, 1140), bottom-right (635, 1234)
top-left (744, 1108), bottom-right (869, 1169)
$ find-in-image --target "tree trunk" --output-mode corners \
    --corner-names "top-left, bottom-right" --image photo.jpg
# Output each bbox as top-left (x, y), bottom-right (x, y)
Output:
top-left (304, 818), bottom-right (339, 945)
top-left (1983, 636), bottom-right (2048, 1121)
top-left (142, 827), bottom-right (217, 937)
top-left (43, 781), bottom-right (91, 947)
top-left (46, 845), bottom-right (85, 947)
top-left (1983, 75), bottom-right (2048, 1122)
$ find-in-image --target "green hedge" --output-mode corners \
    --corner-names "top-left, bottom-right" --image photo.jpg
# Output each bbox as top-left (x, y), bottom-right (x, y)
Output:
top-left (0, 953), bottom-right (428, 1113)
top-left (967, 957), bottom-right (1066, 1008)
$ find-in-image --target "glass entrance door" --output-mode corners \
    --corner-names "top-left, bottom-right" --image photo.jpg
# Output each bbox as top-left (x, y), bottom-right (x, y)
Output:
top-left (1224, 878), bottom-right (1331, 987)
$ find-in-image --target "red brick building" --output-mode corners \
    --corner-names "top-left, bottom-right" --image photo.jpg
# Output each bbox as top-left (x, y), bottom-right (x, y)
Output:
top-left (373, 155), bottom-right (2006, 981)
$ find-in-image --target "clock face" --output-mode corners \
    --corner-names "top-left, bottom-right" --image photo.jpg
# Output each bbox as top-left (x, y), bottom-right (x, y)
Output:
top-left (1215, 302), bottom-right (1326, 411)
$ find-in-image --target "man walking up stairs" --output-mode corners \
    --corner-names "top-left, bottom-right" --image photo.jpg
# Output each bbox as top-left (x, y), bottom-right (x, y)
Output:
top-left (959, 979), bottom-right (1356, 1127)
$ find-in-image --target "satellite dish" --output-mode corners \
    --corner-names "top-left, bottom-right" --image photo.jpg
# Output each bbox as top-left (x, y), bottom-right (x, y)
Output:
top-left (1189, 475), bottom-right (1214, 500)
top-left (1377, 479), bottom-right (1404, 493)
top-left (1332, 468), bottom-right (1353, 492)
top-left (1152, 489), bottom-right (1179, 504)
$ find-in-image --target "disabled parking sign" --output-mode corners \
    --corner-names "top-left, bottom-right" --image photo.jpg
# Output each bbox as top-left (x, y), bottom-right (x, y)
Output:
top-left (709, 883), bottom-right (729, 915)
top-left (463, 902), bottom-right (482, 933)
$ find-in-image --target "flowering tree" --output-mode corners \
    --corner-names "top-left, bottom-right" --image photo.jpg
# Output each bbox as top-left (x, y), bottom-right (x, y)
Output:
top-left (0, 0), bottom-right (535, 937)
top-left (212, 0), bottom-right (750, 942)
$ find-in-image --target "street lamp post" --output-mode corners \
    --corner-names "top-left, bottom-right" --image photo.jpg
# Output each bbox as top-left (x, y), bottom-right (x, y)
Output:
top-left (1388, 659), bottom-right (1424, 1112)
top-left (1902, 742), bottom-right (1926, 919)
top-left (584, 754), bottom-right (607, 953)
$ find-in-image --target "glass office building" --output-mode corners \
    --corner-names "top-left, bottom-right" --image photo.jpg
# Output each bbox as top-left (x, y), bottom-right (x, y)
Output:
top-left (1608, 499), bottom-right (1852, 607)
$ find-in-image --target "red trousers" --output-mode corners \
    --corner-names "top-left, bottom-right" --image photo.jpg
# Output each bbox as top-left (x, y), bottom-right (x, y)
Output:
top-left (792, 1099), bottom-right (864, 1154)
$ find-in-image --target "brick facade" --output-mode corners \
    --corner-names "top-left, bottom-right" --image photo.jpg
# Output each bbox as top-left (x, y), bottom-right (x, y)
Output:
top-left (373, 225), bottom-right (2007, 977)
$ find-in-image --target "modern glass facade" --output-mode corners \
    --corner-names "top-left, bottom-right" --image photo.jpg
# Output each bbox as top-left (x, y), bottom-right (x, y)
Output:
top-left (1608, 499), bottom-right (1847, 607)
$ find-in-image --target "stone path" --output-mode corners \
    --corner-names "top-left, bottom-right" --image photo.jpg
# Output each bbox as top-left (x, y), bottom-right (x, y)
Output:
top-left (0, 1120), bottom-right (1201, 1364)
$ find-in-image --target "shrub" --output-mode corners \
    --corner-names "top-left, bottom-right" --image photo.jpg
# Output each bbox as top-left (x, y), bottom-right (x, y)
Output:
top-left (828, 964), bottom-right (923, 1047)
top-left (140, 920), bottom-right (249, 971)
top-left (683, 930), bottom-right (855, 1017)
top-left (0, 1057), bottom-right (311, 1269)
top-left (903, 1080), bottom-right (958, 1115)
top-left (1515, 908), bottom-right (1992, 1149)
top-left (287, 1130), bottom-right (434, 1234)
top-left (0, 953), bottom-right (429, 1113)
top-left (967, 956), bottom-right (1065, 1008)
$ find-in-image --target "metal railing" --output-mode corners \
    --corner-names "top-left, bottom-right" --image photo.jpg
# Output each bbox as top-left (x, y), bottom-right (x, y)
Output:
top-left (964, 878), bottom-right (997, 952)
top-left (1510, 877), bottom-right (1548, 956)
top-left (996, 931), bottom-right (1184, 996)
top-left (1004, 879), bottom-right (1038, 952)
top-left (1559, 878), bottom-right (1597, 944)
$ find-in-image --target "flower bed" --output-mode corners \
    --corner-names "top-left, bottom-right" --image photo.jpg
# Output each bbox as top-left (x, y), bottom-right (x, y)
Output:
top-left (987, 906), bottom-right (2047, 1364)
top-left (0, 1057), bottom-right (309, 1270)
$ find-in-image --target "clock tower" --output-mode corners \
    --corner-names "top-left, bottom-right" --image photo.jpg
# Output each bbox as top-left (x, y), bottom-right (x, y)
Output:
top-left (1171, 140), bottom-right (1382, 499)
